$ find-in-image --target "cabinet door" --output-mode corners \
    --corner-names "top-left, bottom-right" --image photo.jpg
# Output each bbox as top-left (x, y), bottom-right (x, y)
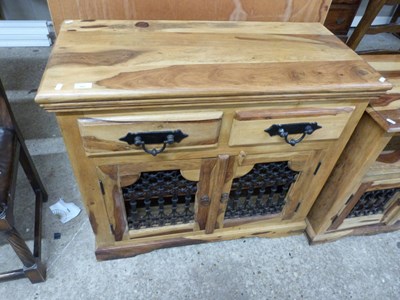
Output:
top-left (96, 151), bottom-right (322, 241)
top-left (329, 183), bottom-right (400, 231)
top-left (96, 159), bottom-right (200, 241)
top-left (96, 156), bottom-right (231, 241)
top-left (218, 152), bottom-right (323, 230)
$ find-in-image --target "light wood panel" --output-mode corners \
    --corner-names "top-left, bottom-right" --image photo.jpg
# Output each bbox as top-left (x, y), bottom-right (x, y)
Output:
top-left (36, 20), bottom-right (390, 110)
top-left (47, 0), bottom-right (333, 34)
top-left (307, 113), bottom-right (392, 235)
top-left (77, 111), bottom-right (223, 155)
top-left (96, 220), bottom-right (306, 260)
top-left (363, 54), bottom-right (400, 94)
top-left (229, 105), bottom-right (355, 146)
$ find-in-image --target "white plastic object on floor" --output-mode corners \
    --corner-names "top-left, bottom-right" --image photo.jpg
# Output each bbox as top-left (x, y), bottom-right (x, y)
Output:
top-left (49, 198), bottom-right (81, 224)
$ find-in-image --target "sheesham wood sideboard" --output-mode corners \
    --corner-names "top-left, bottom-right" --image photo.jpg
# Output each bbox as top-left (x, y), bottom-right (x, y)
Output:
top-left (307, 54), bottom-right (400, 243)
top-left (35, 20), bottom-right (390, 260)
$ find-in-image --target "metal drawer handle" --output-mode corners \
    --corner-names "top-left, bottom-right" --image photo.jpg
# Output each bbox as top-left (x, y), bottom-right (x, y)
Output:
top-left (265, 122), bottom-right (322, 146)
top-left (119, 130), bottom-right (188, 156)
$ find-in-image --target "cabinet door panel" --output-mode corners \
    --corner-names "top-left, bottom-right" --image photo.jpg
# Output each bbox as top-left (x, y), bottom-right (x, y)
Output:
top-left (222, 153), bottom-right (313, 226)
top-left (98, 156), bottom-right (235, 240)
top-left (97, 160), bottom-right (202, 240)
top-left (337, 186), bottom-right (400, 230)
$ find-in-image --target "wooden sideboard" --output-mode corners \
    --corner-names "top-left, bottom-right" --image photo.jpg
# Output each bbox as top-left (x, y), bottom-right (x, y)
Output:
top-left (47, 0), bottom-right (332, 34)
top-left (35, 20), bottom-right (389, 260)
top-left (307, 54), bottom-right (400, 243)
top-left (325, 0), bottom-right (362, 41)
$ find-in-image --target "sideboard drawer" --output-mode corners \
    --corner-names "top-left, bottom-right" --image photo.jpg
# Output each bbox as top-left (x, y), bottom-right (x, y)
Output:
top-left (229, 106), bottom-right (355, 147)
top-left (78, 111), bottom-right (223, 155)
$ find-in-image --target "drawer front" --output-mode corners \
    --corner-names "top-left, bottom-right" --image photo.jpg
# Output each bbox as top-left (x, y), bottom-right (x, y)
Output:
top-left (229, 106), bottom-right (354, 147)
top-left (78, 111), bottom-right (223, 155)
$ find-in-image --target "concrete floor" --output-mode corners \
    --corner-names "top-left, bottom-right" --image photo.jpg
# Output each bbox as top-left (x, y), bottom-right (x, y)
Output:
top-left (0, 33), bottom-right (399, 299)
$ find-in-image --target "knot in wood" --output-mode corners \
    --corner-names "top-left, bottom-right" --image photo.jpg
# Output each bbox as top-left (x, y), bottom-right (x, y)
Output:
top-left (220, 193), bottom-right (229, 204)
top-left (135, 22), bottom-right (149, 28)
top-left (200, 195), bottom-right (210, 206)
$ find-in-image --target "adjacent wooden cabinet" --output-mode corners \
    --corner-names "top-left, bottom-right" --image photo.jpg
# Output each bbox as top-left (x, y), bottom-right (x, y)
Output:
top-left (307, 55), bottom-right (400, 243)
top-left (35, 21), bottom-right (389, 260)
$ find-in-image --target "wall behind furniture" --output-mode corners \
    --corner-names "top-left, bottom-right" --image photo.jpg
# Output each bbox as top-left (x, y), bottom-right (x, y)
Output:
top-left (0, 0), bottom-right (50, 20)
top-left (47, 0), bottom-right (333, 34)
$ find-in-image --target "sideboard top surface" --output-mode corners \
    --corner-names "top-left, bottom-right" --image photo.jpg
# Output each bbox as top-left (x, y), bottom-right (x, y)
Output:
top-left (36, 20), bottom-right (390, 109)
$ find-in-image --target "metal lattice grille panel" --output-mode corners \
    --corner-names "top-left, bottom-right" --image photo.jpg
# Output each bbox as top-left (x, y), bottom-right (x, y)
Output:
top-left (122, 170), bottom-right (197, 230)
top-left (348, 188), bottom-right (400, 218)
top-left (225, 162), bottom-right (298, 219)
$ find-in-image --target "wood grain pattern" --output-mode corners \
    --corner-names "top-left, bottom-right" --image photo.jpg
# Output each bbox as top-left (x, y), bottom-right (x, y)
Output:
top-left (205, 155), bottom-right (229, 234)
top-left (128, 223), bottom-right (194, 239)
top-left (96, 165), bottom-right (129, 241)
top-left (216, 155), bottom-right (238, 229)
top-left (235, 106), bottom-right (354, 121)
top-left (362, 55), bottom-right (400, 133)
top-left (56, 113), bottom-right (115, 245)
top-left (338, 214), bottom-right (384, 230)
top-left (362, 159), bottom-right (400, 184)
top-left (382, 194), bottom-right (400, 225)
top-left (47, 0), bottom-right (333, 34)
top-left (194, 158), bottom-right (216, 231)
top-left (282, 151), bottom-right (324, 220)
top-left (328, 182), bottom-right (372, 231)
top-left (96, 220), bottom-right (306, 260)
top-left (363, 54), bottom-right (400, 94)
top-left (307, 219), bottom-right (400, 244)
top-left (35, 21), bottom-right (390, 110)
top-left (367, 108), bottom-right (400, 133)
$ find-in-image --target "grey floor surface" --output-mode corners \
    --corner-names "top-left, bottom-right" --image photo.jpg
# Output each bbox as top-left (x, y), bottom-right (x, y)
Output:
top-left (0, 32), bottom-right (399, 300)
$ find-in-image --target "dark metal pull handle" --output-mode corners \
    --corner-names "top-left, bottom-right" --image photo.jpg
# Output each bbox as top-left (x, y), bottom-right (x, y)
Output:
top-left (265, 122), bottom-right (322, 146)
top-left (119, 130), bottom-right (188, 156)
top-left (134, 134), bottom-right (173, 156)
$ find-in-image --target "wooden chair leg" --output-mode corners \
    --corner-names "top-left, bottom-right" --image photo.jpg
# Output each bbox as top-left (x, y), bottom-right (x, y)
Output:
top-left (18, 141), bottom-right (48, 275)
top-left (0, 221), bottom-right (46, 283)
top-left (347, 0), bottom-right (387, 50)
top-left (0, 142), bottom-right (47, 283)
top-left (18, 142), bottom-right (48, 203)
top-left (33, 190), bottom-right (44, 258)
